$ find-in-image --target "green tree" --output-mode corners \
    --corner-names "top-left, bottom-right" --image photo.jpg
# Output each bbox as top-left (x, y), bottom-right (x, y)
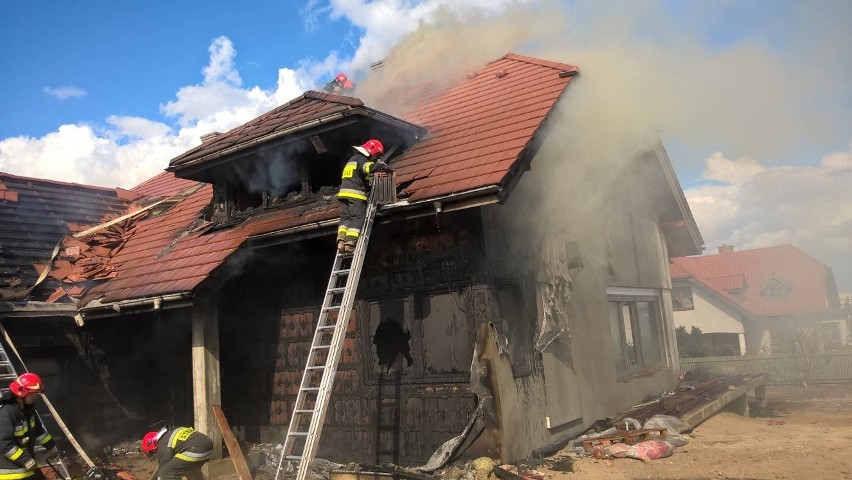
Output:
top-left (676, 325), bottom-right (709, 358)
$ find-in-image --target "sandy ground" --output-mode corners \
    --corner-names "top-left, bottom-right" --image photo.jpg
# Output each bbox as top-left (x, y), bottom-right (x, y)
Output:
top-left (110, 385), bottom-right (852, 480)
top-left (538, 384), bottom-right (852, 480)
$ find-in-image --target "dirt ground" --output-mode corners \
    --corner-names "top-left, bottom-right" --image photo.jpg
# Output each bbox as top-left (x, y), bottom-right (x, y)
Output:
top-left (107, 384), bottom-right (852, 480)
top-left (537, 384), bottom-right (852, 480)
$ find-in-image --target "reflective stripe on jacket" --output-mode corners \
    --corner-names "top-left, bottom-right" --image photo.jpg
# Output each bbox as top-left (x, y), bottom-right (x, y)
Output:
top-left (157, 427), bottom-right (214, 465)
top-left (0, 392), bottom-right (54, 480)
top-left (338, 152), bottom-right (374, 201)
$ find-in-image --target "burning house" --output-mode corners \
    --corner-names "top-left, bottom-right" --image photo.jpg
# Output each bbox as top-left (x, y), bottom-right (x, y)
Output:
top-left (0, 53), bottom-right (702, 466)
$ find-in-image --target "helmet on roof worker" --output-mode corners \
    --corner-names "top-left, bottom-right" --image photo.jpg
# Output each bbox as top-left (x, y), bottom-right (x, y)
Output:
top-left (10, 372), bottom-right (43, 397)
top-left (335, 73), bottom-right (348, 84)
top-left (361, 139), bottom-right (384, 157)
top-left (343, 80), bottom-right (355, 89)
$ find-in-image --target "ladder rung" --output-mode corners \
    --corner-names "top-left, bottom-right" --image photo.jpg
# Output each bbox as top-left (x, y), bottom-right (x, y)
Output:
top-left (293, 409), bottom-right (315, 414)
top-left (289, 432), bottom-right (309, 436)
top-left (306, 366), bottom-right (325, 370)
top-left (332, 269), bottom-right (351, 276)
top-left (302, 387), bottom-right (320, 392)
top-left (322, 305), bottom-right (341, 312)
top-left (328, 287), bottom-right (346, 293)
top-left (317, 325), bottom-right (336, 330)
top-left (284, 455), bottom-right (302, 461)
top-left (311, 345), bottom-right (331, 350)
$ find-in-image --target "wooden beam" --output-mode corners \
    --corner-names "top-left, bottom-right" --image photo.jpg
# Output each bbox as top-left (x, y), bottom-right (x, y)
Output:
top-left (681, 374), bottom-right (767, 429)
top-left (212, 406), bottom-right (252, 480)
top-left (191, 300), bottom-right (222, 459)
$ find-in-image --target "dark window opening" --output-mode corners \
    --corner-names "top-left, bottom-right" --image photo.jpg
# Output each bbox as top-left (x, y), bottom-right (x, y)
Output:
top-left (373, 316), bottom-right (413, 374)
top-left (414, 289), bottom-right (473, 377)
top-left (672, 286), bottom-right (694, 311)
top-left (495, 280), bottom-right (533, 377)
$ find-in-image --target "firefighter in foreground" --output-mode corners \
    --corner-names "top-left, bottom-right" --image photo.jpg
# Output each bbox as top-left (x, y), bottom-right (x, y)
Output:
top-left (141, 426), bottom-right (213, 480)
top-left (0, 372), bottom-right (59, 480)
top-left (337, 138), bottom-right (389, 254)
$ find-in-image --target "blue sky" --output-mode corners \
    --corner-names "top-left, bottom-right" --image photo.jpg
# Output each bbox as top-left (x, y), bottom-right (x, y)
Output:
top-left (1, 0), bottom-right (851, 290)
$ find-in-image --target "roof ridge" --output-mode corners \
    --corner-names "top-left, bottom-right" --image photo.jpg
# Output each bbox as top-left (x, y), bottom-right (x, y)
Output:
top-left (0, 171), bottom-right (124, 194)
top-left (501, 52), bottom-right (579, 73)
top-left (303, 90), bottom-right (364, 107)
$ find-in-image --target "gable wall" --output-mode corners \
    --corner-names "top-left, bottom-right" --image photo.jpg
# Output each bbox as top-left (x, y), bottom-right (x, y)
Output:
top-left (489, 140), bottom-right (681, 456)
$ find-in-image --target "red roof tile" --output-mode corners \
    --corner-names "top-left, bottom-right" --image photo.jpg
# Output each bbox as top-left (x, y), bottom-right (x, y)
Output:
top-left (0, 172), bottom-right (134, 297)
top-left (393, 53), bottom-right (576, 201)
top-left (671, 245), bottom-right (839, 316)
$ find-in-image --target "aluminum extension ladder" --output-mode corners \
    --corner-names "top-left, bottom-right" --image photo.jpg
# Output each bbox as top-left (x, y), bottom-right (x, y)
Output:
top-left (0, 335), bottom-right (73, 480)
top-left (274, 174), bottom-right (389, 480)
top-left (0, 344), bottom-right (20, 395)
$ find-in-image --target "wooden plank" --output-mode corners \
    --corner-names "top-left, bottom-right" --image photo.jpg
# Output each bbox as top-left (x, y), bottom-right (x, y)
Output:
top-left (192, 301), bottom-right (223, 459)
top-left (211, 405), bottom-right (253, 480)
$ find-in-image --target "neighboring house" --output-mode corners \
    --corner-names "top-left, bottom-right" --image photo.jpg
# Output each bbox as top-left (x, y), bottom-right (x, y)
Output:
top-left (0, 53), bottom-right (702, 465)
top-left (671, 244), bottom-right (846, 356)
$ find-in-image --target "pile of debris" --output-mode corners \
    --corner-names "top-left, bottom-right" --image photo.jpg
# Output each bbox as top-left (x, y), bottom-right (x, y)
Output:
top-left (36, 215), bottom-right (138, 303)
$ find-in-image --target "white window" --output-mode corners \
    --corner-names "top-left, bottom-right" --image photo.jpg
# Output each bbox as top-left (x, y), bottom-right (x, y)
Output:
top-left (607, 289), bottom-right (665, 376)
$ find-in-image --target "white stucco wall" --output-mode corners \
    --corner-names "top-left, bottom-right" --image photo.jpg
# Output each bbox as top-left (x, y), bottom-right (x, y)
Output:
top-left (673, 288), bottom-right (744, 334)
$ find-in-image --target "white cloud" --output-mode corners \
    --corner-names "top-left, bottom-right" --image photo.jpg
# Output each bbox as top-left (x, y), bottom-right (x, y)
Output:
top-left (0, 35), bottom-right (312, 189)
top-left (43, 86), bottom-right (87, 100)
top-left (685, 145), bottom-right (852, 288)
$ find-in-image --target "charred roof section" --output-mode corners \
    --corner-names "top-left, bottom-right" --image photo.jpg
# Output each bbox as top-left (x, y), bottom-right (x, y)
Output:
top-left (167, 91), bottom-right (427, 184)
top-left (0, 173), bottom-right (137, 300)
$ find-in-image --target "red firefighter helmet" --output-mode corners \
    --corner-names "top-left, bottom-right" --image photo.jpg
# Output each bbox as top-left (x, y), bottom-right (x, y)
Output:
top-left (10, 372), bottom-right (43, 397)
top-left (361, 139), bottom-right (384, 157)
top-left (343, 80), bottom-right (355, 89)
top-left (335, 73), bottom-right (348, 84)
top-left (141, 431), bottom-right (160, 455)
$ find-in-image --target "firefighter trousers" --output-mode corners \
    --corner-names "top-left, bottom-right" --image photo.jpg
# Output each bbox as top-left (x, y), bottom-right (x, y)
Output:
top-left (158, 458), bottom-right (208, 480)
top-left (338, 198), bottom-right (367, 242)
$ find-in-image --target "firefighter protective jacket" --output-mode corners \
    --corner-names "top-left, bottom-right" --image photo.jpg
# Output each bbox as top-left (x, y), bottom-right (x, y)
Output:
top-left (338, 150), bottom-right (375, 202)
top-left (156, 427), bottom-right (213, 466)
top-left (0, 392), bottom-right (56, 480)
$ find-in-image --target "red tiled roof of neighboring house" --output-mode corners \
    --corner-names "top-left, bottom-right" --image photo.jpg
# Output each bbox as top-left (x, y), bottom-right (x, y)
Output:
top-left (671, 245), bottom-right (839, 316)
top-left (0, 172), bottom-right (136, 299)
top-left (393, 53), bottom-right (578, 201)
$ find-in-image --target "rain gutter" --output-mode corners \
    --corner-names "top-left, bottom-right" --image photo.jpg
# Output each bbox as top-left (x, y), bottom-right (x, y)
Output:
top-left (78, 292), bottom-right (194, 323)
top-left (247, 185), bottom-right (502, 245)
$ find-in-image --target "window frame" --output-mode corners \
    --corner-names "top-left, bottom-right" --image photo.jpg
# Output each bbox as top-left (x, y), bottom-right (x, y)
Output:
top-left (607, 289), bottom-right (666, 379)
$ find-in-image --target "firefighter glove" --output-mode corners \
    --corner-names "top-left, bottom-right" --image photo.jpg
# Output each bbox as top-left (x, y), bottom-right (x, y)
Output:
top-left (24, 458), bottom-right (36, 471)
top-left (374, 160), bottom-right (391, 172)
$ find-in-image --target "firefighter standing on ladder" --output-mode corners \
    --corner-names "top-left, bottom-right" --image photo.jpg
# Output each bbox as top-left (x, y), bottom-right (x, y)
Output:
top-left (0, 373), bottom-right (59, 480)
top-left (337, 139), bottom-right (389, 254)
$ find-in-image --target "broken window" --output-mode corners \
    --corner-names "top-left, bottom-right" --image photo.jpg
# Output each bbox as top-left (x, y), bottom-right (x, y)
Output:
top-left (672, 286), bottom-right (694, 311)
top-left (608, 290), bottom-right (664, 376)
top-left (495, 280), bottom-right (533, 377)
top-left (415, 289), bottom-right (473, 377)
top-left (365, 299), bottom-right (411, 375)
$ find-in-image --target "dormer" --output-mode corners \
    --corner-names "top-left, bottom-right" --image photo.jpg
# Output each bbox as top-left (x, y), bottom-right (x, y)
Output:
top-left (166, 91), bottom-right (426, 224)
top-left (761, 274), bottom-right (791, 300)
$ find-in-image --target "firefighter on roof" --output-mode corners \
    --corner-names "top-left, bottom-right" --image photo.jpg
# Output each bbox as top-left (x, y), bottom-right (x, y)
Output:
top-left (323, 73), bottom-right (356, 95)
top-left (337, 139), bottom-right (388, 254)
top-left (142, 426), bottom-right (213, 480)
top-left (0, 373), bottom-right (59, 480)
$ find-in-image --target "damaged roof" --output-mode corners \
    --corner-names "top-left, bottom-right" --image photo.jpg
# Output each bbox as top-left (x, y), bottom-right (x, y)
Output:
top-left (0, 172), bottom-right (137, 300)
top-left (68, 53), bottom-right (582, 311)
top-left (20, 52), bottom-right (692, 313)
top-left (671, 245), bottom-right (842, 316)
